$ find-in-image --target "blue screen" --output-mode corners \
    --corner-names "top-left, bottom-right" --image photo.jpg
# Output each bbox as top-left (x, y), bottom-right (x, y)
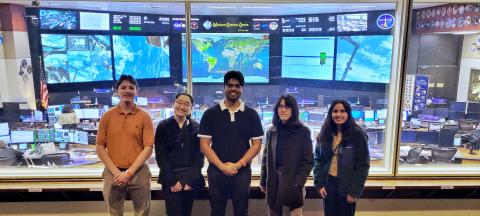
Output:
top-left (42, 34), bottom-right (113, 83)
top-left (335, 35), bottom-right (393, 83)
top-left (182, 33), bottom-right (269, 83)
top-left (282, 37), bottom-right (335, 80)
top-left (40, 9), bottom-right (77, 30)
top-left (113, 35), bottom-right (170, 79)
top-left (351, 110), bottom-right (364, 119)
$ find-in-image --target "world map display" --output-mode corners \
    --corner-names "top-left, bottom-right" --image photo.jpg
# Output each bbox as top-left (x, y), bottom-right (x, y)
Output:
top-left (182, 33), bottom-right (270, 83)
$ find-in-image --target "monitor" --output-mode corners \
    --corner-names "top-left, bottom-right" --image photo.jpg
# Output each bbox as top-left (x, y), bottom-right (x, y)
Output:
top-left (439, 127), bottom-right (458, 147)
top-left (449, 102), bottom-right (467, 112)
top-left (79, 12), bottom-right (110, 30)
top-left (55, 129), bottom-right (73, 143)
top-left (376, 109), bottom-right (388, 120)
top-left (1, 102), bottom-right (20, 122)
top-left (448, 111), bottom-right (465, 120)
top-left (135, 97), bottom-right (148, 106)
top-left (39, 9), bottom-right (77, 30)
top-left (262, 111), bottom-right (274, 123)
top-left (430, 98), bottom-right (447, 105)
top-left (41, 34), bottom-right (113, 84)
top-left (421, 108), bottom-right (435, 116)
top-left (364, 110), bottom-right (375, 122)
top-left (73, 130), bottom-right (89, 145)
top-left (58, 142), bottom-right (68, 150)
top-left (113, 35), bottom-right (170, 79)
top-left (416, 131), bottom-right (439, 144)
top-left (111, 96), bottom-right (120, 105)
top-left (10, 130), bottom-right (34, 143)
top-left (335, 35), bottom-right (392, 83)
top-left (34, 110), bottom-right (44, 122)
top-left (0, 135), bottom-right (10, 144)
top-left (400, 130), bottom-right (417, 143)
top-left (18, 143), bottom-right (28, 150)
top-left (182, 33), bottom-right (269, 83)
top-left (82, 109), bottom-right (100, 119)
top-left (467, 102), bottom-right (480, 113)
top-left (337, 13), bottom-right (368, 32)
top-left (300, 111), bottom-right (309, 122)
top-left (34, 129), bottom-right (55, 143)
top-left (0, 123), bottom-right (9, 136)
top-left (281, 36), bottom-right (335, 80)
top-left (74, 109), bottom-right (84, 119)
top-left (351, 110), bottom-right (364, 119)
top-left (434, 108), bottom-right (449, 118)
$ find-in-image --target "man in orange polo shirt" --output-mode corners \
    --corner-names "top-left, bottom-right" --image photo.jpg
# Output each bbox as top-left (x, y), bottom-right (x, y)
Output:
top-left (96, 75), bottom-right (154, 216)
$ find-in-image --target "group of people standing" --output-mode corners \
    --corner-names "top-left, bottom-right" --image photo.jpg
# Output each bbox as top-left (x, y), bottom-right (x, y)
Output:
top-left (96, 71), bottom-right (370, 216)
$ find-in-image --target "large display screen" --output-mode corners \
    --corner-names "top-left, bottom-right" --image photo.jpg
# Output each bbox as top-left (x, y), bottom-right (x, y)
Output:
top-left (40, 9), bottom-right (78, 30)
top-left (337, 13), bottom-right (368, 32)
top-left (113, 35), bottom-right (170, 79)
top-left (41, 34), bottom-right (113, 83)
top-left (182, 33), bottom-right (270, 83)
top-left (335, 35), bottom-right (393, 83)
top-left (79, 12), bottom-right (110, 30)
top-left (282, 37), bottom-right (335, 80)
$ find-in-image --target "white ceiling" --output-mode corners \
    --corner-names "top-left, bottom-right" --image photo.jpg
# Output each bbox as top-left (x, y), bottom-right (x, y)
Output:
top-left (0, 1), bottom-right (443, 16)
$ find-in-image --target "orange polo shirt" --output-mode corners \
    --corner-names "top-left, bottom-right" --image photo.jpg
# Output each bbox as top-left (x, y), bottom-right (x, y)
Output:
top-left (96, 105), bottom-right (154, 168)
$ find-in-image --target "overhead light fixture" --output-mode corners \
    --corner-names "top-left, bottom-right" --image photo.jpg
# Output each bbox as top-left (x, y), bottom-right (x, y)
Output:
top-left (350, 5), bottom-right (377, 8)
top-left (452, 31), bottom-right (479, 35)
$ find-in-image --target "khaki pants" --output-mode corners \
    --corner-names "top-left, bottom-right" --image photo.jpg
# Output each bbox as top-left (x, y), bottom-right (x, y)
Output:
top-left (102, 165), bottom-right (151, 216)
top-left (268, 207), bottom-right (303, 216)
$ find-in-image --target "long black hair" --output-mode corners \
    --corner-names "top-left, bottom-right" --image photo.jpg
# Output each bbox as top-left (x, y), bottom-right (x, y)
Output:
top-left (317, 99), bottom-right (358, 145)
top-left (272, 94), bottom-right (301, 128)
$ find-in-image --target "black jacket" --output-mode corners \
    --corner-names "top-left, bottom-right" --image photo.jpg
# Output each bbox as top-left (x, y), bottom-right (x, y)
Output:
top-left (260, 124), bottom-right (313, 210)
top-left (155, 117), bottom-right (205, 190)
top-left (313, 125), bottom-right (370, 197)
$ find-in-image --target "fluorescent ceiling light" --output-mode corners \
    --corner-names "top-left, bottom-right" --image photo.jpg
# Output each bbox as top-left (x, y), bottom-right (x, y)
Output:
top-left (350, 5), bottom-right (377, 8)
top-left (207, 6), bottom-right (237, 9)
top-left (242, 6), bottom-right (272, 9)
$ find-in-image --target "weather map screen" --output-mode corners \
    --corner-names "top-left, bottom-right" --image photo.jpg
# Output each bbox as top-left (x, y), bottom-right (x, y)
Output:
top-left (182, 33), bottom-right (269, 83)
top-left (40, 9), bottom-right (78, 30)
top-left (335, 35), bottom-right (393, 83)
top-left (282, 37), bottom-right (335, 80)
top-left (113, 35), bottom-right (170, 79)
top-left (41, 34), bottom-right (113, 84)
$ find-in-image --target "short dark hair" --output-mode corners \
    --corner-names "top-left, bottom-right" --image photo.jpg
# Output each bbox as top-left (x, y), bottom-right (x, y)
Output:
top-left (223, 70), bottom-right (245, 87)
top-left (175, 93), bottom-right (194, 104)
top-left (61, 104), bottom-right (74, 113)
top-left (115, 75), bottom-right (138, 90)
top-left (272, 94), bottom-right (301, 128)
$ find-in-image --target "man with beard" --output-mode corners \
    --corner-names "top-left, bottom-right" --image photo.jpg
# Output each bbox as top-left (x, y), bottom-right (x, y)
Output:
top-left (199, 70), bottom-right (264, 216)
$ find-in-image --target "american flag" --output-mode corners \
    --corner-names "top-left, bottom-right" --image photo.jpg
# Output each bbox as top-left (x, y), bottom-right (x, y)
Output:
top-left (39, 57), bottom-right (49, 109)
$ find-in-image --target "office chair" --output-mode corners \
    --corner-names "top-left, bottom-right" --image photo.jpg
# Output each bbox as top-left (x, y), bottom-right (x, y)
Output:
top-left (41, 153), bottom-right (70, 166)
top-left (406, 147), bottom-right (423, 164)
top-left (431, 148), bottom-right (457, 163)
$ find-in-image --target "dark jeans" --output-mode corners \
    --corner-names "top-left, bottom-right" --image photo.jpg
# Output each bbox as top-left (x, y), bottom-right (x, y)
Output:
top-left (207, 166), bottom-right (252, 216)
top-left (164, 190), bottom-right (195, 216)
top-left (323, 175), bottom-right (356, 216)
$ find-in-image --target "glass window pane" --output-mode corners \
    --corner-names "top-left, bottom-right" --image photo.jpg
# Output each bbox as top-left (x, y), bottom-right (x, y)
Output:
top-left (189, 2), bottom-right (399, 176)
top-left (399, 2), bottom-right (480, 175)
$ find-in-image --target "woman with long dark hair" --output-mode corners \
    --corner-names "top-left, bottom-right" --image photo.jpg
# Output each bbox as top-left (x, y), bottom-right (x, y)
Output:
top-left (260, 94), bottom-right (313, 216)
top-left (155, 93), bottom-right (205, 216)
top-left (313, 99), bottom-right (370, 216)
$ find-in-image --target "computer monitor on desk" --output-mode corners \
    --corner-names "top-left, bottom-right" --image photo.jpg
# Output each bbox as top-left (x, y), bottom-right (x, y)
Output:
top-left (10, 130), bottom-right (34, 143)
top-left (467, 102), bottom-right (480, 113)
top-left (416, 131), bottom-right (439, 144)
top-left (401, 130), bottom-right (417, 143)
top-left (448, 111), bottom-right (465, 120)
top-left (0, 123), bottom-right (9, 136)
top-left (449, 102), bottom-right (467, 112)
top-left (434, 108), bottom-right (449, 118)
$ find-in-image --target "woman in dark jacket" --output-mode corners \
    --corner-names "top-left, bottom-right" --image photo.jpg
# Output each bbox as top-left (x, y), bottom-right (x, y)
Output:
top-left (313, 99), bottom-right (370, 216)
top-left (260, 94), bottom-right (313, 216)
top-left (155, 93), bottom-right (205, 216)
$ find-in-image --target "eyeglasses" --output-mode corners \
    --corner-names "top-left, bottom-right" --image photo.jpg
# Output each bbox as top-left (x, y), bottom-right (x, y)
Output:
top-left (225, 83), bottom-right (242, 89)
top-left (175, 100), bottom-right (192, 108)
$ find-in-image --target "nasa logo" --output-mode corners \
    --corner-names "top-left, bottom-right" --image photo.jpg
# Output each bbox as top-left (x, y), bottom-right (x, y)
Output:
top-left (253, 22), bottom-right (261, 30)
top-left (191, 22), bottom-right (199, 29)
top-left (269, 22), bottom-right (278, 30)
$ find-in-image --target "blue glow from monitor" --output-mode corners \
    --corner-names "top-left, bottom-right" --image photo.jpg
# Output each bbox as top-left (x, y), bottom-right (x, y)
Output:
top-left (40, 9), bottom-right (77, 30)
top-left (364, 110), bottom-right (375, 122)
top-left (10, 130), bottom-right (34, 143)
top-left (0, 123), bottom-right (9, 136)
top-left (281, 37), bottom-right (335, 80)
top-left (351, 110), bottom-right (364, 119)
top-left (335, 35), bottom-right (393, 83)
top-left (113, 35), bottom-right (170, 79)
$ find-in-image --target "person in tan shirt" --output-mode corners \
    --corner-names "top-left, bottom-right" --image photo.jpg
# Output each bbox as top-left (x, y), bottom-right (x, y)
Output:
top-left (96, 75), bottom-right (154, 216)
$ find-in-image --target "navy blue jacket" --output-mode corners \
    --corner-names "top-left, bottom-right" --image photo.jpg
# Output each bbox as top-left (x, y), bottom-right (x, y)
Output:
top-left (313, 125), bottom-right (370, 197)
